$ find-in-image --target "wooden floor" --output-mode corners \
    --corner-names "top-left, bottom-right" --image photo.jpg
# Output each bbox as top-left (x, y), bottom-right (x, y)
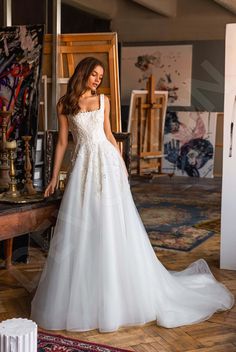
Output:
top-left (0, 176), bottom-right (236, 352)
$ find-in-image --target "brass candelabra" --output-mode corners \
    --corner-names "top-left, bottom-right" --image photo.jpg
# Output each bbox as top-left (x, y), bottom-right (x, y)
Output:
top-left (22, 135), bottom-right (36, 195)
top-left (0, 131), bottom-right (44, 203)
top-left (5, 141), bottom-right (20, 198)
top-left (0, 107), bottom-right (11, 190)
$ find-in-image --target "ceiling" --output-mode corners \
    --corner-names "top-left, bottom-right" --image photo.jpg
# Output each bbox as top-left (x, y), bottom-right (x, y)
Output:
top-left (63, 0), bottom-right (236, 19)
top-left (131, 0), bottom-right (236, 17)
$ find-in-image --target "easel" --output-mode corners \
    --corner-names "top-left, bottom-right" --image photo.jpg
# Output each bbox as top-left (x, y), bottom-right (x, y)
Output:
top-left (137, 75), bottom-right (166, 175)
top-left (41, 33), bottom-right (121, 132)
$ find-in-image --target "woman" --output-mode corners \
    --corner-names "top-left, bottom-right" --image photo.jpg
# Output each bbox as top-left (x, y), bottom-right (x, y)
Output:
top-left (31, 57), bottom-right (234, 332)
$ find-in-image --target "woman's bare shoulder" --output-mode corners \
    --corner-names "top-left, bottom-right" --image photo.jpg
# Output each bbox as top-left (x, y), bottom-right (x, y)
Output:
top-left (103, 95), bottom-right (110, 105)
top-left (57, 96), bottom-right (66, 115)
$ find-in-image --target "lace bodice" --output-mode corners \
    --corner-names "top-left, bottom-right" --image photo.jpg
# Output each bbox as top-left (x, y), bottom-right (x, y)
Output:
top-left (66, 94), bottom-right (127, 197)
top-left (68, 94), bottom-right (107, 150)
top-left (67, 94), bottom-right (108, 174)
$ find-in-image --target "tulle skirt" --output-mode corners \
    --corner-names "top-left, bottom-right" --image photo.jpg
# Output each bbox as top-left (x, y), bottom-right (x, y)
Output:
top-left (31, 141), bottom-right (234, 332)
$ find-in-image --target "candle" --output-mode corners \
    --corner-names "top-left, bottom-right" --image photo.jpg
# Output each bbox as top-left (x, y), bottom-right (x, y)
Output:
top-left (5, 140), bottom-right (17, 149)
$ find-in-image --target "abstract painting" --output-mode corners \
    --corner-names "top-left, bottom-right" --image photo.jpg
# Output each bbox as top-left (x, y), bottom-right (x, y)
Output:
top-left (0, 24), bottom-right (44, 179)
top-left (162, 111), bottom-right (217, 178)
top-left (121, 44), bottom-right (192, 106)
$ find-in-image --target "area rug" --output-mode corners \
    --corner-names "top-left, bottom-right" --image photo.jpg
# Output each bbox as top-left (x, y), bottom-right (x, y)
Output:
top-left (38, 331), bottom-right (131, 352)
top-left (131, 177), bottom-right (221, 208)
top-left (136, 201), bottom-right (219, 251)
top-left (194, 218), bottom-right (221, 233)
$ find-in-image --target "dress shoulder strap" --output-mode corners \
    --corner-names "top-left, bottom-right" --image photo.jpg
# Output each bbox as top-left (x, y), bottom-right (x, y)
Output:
top-left (100, 94), bottom-right (104, 111)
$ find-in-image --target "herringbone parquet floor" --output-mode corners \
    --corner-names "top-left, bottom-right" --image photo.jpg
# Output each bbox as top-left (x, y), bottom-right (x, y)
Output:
top-left (0, 176), bottom-right (236, 352)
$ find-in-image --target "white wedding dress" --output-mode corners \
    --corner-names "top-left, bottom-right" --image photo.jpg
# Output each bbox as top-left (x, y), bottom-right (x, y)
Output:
top-left (31, 94), bottom-right (234, 332)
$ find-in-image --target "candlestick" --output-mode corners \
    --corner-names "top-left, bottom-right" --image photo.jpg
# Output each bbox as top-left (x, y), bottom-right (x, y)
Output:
top-left (5, 140), bottom-right (17, 149)
top-left (5, 147), bottom-right (20, 198)
top-left (0, 109), bottom-right (11, 190)
top-left (0, 106), bottom-right (12, 122)
top-left (22, 136), bottom-right (36, 195)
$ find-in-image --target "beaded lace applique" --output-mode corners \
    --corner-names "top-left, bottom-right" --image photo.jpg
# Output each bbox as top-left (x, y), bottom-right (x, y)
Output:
top-left (66, 94), bottom-right (126, 198)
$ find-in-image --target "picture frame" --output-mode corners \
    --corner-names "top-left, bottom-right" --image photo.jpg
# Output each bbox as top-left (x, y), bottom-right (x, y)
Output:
top-left (42, 33), bottom-right (121, 132)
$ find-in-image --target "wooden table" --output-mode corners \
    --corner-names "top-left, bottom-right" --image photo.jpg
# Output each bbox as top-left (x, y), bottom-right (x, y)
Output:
top-left (0, 196), bottom-right (61, 269)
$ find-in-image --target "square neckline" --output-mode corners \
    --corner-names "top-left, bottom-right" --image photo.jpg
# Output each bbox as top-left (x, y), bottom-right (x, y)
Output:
top-left (79, 94), bottom-right (102, 114)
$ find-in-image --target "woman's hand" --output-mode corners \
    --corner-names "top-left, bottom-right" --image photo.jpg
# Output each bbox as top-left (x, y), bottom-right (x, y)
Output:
top-left (44, 102), bottom-right (69, 198)
top-left (44, 178), bottom-right (57, 197)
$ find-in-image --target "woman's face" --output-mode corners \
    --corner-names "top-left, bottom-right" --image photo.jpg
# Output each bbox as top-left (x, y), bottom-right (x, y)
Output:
top-left (186, 149), bottom-right (202, 168)
top-left (87, 65), bottom-right (104, 92)
top-left (170, 121), bottom-right (180, 133)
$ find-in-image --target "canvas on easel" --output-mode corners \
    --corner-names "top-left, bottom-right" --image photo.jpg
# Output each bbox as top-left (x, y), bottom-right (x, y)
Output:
top-left (128, 87), bottom-right (168, 174)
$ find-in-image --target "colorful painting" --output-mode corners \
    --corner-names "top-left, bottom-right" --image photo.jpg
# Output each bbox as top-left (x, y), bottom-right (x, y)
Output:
top-left (0, 25), bottom-right (44, 179)
top-left (121, 45), bottom-right (192, 106)
top-left (162, 111), bottom-right (217, 178)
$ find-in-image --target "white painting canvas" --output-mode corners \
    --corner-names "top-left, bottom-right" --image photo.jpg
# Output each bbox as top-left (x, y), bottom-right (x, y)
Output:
top-left (121, 45), bottom-right (192, 106)
top-left (162, 111), bottom-right (217, 178)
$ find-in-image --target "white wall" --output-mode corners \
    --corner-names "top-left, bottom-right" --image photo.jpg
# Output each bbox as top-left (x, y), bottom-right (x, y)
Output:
top-left (64, 0), bottom-right (236, 42)
top-left (111, 0), bottom-right (236, 42)
top-left (221, 23), bottom-right (236, 270)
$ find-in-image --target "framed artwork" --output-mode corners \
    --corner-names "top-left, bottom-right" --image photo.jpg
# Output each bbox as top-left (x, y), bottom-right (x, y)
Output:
top-left (127, 89), bottom-right (168, 173)
top-left (0, 25), bottom-right (44, 180)
top-left (162, 111), bottom-right (217, 178)
top-left (121, 44), bottom-right (192, 107)
top-left (42, 33), bottom-right (121, 132)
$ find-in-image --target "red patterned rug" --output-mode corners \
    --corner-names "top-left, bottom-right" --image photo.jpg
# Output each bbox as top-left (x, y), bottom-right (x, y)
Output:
top-left (38, 331), bottom-right (131, 352)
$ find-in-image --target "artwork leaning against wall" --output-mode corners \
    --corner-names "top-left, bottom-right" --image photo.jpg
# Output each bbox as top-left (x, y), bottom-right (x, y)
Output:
top-left (121, 44), bottom-right (192, 107)
top-left (162, 111), bottom-right (217, 178)
top-left (0, 24), bottom-right (44, 181)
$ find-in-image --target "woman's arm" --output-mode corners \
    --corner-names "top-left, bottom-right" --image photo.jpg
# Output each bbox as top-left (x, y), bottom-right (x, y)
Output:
top-left (44, 103), bottom-right (69, 197)
top-left (103, 95), bottom-right (121, 154)
top-left (103, 95), bottom-right (128, 177)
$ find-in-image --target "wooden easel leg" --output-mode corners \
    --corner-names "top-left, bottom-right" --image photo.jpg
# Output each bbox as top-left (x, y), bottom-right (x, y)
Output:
top-left (5, 238), bottom-right (13, 269)
top-left (137, 97), bottom-right (142, 175)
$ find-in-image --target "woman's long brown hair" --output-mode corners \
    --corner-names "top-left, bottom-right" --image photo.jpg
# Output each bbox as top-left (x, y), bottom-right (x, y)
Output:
top-left (59, 57), bottom-right (105, 116)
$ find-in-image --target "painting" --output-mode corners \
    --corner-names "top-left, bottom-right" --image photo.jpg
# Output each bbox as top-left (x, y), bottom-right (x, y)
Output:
top-left (0, 24), bottom-right (44, 180)
top-left (121, 44), bottom-right (192, 106)
top-left (162, 111), bottom-right (217, 178)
